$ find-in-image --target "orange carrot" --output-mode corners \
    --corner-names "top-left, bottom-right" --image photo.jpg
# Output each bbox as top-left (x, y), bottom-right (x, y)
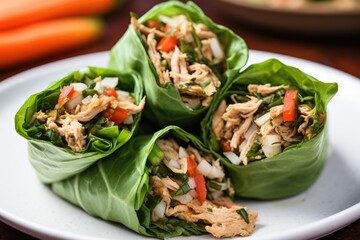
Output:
top-left (0, 0), bottom-right (117, 31)
top-left (0, 17), bottom-right (104, 69)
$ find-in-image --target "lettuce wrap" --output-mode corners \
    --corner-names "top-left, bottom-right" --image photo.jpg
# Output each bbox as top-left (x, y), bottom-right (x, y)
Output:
top-left (108, 1), bottom-right (248, 130)
top-left (51, 126), bottom-right (257, 238)
top-left (201, 59), bottom-right (338, 199)
top-left (15, 67), bottom-right (144, 183)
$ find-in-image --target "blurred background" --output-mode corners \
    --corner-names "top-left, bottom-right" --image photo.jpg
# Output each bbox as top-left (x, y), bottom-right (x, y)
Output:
top-left (0, 0), bottom-right (359, 81)
top-left (0, 0), bottom-right (359, 239)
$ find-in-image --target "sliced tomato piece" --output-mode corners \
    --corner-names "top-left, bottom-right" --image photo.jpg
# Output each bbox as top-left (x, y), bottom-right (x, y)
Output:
top-left (283, 89), bottom-right (298, 122)
top-left (157, 36), bottom-right (177, 52)
top-left (103, 107), bottom-right (128, 125)
top-left (194, 170), bottom-right (207, 204)
top-left (105, 87), bottom-right (118, 98)
top-left (145, 20), bottom-right (161, 30)
top-left (186, 156), bottom-right (196, 177)
top-left (57, 85), bottom-right (74, 107)
top-left (221, 140), bottom-right (233, 152)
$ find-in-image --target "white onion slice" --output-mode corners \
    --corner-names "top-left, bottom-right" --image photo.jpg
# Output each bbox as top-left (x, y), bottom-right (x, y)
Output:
top-left (152, 200), bottom-right (166, 221)
top-left (184, 34), bottom-right (194, 43)
top-left (123, 115), bottom-right (134, 125)
top-left (178, 146), bottom-right (188, 158)
top-left (223, 151), bottom-right (241, 165)
top-left (255, 112), bottom-right (271, 127)
top-left (210, 38), bottom-right (224, 60)
top-left (168, 159), bottom-right (180, 169)
top-left (116, 90), bottom-right (130, 101)
top-left (208, 166), bottom-right (225, 179)
top-left (70, 82), bottom-right (87, 92)
top-left (158, 15), bottom-right (178, 27)
top-left (197, 159), bottom-right (212, 176)
top-left (174, 192), bottom-right (194, 204)
top-left (101, 77), bottom-right (118, 89)
top-left (81, 95), bottom-right (92, 104)
top-left (188, 177), bottom-right (196, 189)
top-left (94, 77), bottom-right (119, 94)
top-left (262, 134), bottom-right (282, 158)
top-left (245, 124), bottom-right (258, 139)
top-left (65, 92), bottom-right (83, 110)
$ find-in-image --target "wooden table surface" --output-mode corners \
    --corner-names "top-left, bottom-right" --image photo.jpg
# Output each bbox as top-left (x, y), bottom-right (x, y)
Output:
top-left (1, 0), bottom-right (359, 239)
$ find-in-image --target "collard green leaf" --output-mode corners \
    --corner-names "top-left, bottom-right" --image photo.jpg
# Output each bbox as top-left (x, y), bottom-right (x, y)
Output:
top-left (51, 125), bottom-right (212, 238)
top-left (15, 67), bottom-right (144, 183)
top-left (201, 59), bottom-right (338, 199)
top-left (108, 1), bottom-right (248, 130)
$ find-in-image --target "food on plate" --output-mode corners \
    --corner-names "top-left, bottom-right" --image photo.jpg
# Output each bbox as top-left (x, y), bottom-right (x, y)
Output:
top-left (15, 67), bottom-right (144, 183)
top-left (201, 59), bottom-right (338, 199)
top-left (131, 14), bottom-right (224, 109)
top-left (51, 126), bottom-right (257, 238)
top-left (109, 1), bottom-right (248, 129)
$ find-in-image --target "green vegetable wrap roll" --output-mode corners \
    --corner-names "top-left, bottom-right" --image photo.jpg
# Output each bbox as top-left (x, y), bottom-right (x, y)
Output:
top-left (109, 1), bottom-right (248, 129)
top-left (201, 59), bottom-right (338, 199)
top-left (51, 126), bottom-right (257, 238)
top-left (15, 67), bottom-right (145, 183)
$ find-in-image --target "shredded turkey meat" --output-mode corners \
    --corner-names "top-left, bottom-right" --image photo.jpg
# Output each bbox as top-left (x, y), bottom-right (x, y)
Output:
top-left (166, 199), bottom-right (257, 238)
top-left (212, 84), bottom-right (321, 165)
top-left (148, 138), bottom-right (257, 238)
top-left (31, 76), bottom-right (145, 153)
top-left (132, 15), bottom-right (224, 109)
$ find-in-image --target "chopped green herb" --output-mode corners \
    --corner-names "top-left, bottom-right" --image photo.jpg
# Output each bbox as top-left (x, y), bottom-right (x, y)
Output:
top-left (174, 182), bottom-right (191, 196)
top-left (148, 144), bottom-right (165, 166)
top-left (236, 208), bottom-right (250, 224)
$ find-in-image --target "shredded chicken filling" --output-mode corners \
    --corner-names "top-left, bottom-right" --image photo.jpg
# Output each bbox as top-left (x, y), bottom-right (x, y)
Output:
top-left (132, 15), bottom-right (225, 109)
top-left (31, 76), bottom-right (145, 152)
top-left (212, 84), bottom-right (324, 165)
top-left (146, 138), bottom-right (257, 238)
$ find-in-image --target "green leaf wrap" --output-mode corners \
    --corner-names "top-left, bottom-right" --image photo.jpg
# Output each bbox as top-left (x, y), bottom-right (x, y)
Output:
top-left (51, 125), bottom-right (214, 238)
top-left (201, 59), bottom-right (338, 199)
top-left (108, 1), bottom-right (248, 130)
top-left (15, 67), bottom-right (144, 183)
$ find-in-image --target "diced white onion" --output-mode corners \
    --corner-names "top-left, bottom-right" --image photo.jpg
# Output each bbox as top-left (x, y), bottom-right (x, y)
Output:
top-left (94, 82), bottom-right (102, 93)
top-left (94, 77), bottom-right (119, 94)
top-left (210, 38), bottom-right (224, 60)
top-left (123, 115), bottom-right (134, 125)
top-left (116, 90), bottom-right (130, 101)
top-left (168, 159), bottom-right (180, 169)
top-left (255, 112), bottom-right (271, 127)
top-left (245, 124), bottom-right (258, 139)
top-left (218, 182), bottom-right (228, 191)
top-left (239, 140), bottom-right (247, 152)
top-left (208, 166), bottom-right (225, 179)
top-left (263, 134), bottom-right (281, 146)
top-left (262, 134), bottom-right (282, 158)
top-left (184, 34), bottom-right (194, 43)
top-left (188, 177), bottom-right (196, 189)
top-left (174, 192), bottom-right (194, 204)
top-left (223, 151), bottom-right (241, 165)
top-left (158, 15), bottom-right (178, 27)
top-left (101, 77), bottom-right (118, 89)
top-left (178, 146), bottom-right (188, 159)
top-left (197, 159), bottom-right (212, 176)
top-left (70, 82), bottom-right (87, 92)
top-left (152, 200), bottom-right (166, 222)
top-left (81, 95), bottom-right (92, 104)
top-left (65, 92), bottom-right (83, 110)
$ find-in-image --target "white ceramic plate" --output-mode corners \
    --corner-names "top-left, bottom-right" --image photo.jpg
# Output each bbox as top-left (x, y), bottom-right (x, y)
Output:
top-left (211, 0), bottom-right (360, 34)
top-left (1, 50), bottom-right (359, 240)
